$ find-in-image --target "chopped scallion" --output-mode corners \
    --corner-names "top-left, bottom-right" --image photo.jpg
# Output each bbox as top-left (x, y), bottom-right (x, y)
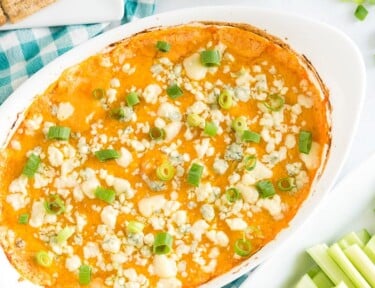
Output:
top-left (35, 251), bottom-right (52, 267)
top-left (187, 113), bottom-right (204, 127)
top-left (94, 187), bottom-right (116, 204)
top-left (354, 4), bottom-right (368, 21)
top-left (299, 130), bottom-right (312, 154)
top-left (218, 90), bottom-right (233, 109)
top-left (126, 92), bottom-right (140, 107)
top-left (263, 94), bottom-right (285, 111)
top-left (200, 50), bottom-right (221, 67)
top-left (127, 221), bottom-right (145, 234)
top-left (204, 122), bottom-right (218, 137)
top-left (187, 163), bottom-right (204, 187)
top-left (78, 265), bottom-right (92, 285)
top-left (277, 177), bottom-right (296, 191)
top-left (256, 180), bottom-right (276, 198)
top-left (156, 162), bottom-right (175, 181)
top-left (44, 195), bottom-right (65, 215)
top-left (18, 213), bottom-right (29, 224)
top-left (166, 83), bottom-right (183, 99)
top-left (242, 130), bottom-right (261, 143)
top-left (232, 116), bottom-right (247, 132)
top-left (95, 149), bottom-right (120, 162)
top-left (47, 126), bottom-right (71, 141)
top-left (149, 127), bottom-right (165, 140)
top-left (110, 107), bottom-right (125, 120)
top-left (226, 188), bottom-right (241, 203)
top-left (92, 88), bottom-right (105, 99)
top-left (234, 239), bottom-right (252, 257)
top-left (242, 155), bottom-right (257, 171)
top-left (153, 232), bottom-right (173, 255)
top-left (55, 227), bottom-right (75, 244)
top-left (156, 41), bottom-right (171, 52)
top-left (22, 153), bottom-right (41, 177)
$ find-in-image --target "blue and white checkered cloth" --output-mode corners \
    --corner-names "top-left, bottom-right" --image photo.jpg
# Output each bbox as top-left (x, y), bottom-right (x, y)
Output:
top-left (0, 0), bottom-right (250, 286)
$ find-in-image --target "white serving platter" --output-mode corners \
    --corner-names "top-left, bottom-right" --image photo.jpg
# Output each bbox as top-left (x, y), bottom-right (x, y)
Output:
top-left (0, 6), bottom-right (366, 288)
top-left (0, 0), bottom-right (124, 30)
top-left (244, 153), bottom-right (375, 287)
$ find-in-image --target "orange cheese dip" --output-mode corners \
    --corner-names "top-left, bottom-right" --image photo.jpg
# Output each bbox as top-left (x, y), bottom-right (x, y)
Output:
top-left (0, 24), bottom-right (330, 287)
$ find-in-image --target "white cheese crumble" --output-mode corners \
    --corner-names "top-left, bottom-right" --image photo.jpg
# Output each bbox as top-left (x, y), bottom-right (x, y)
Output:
top-left (65, 255), bottom-right (81, 272)
top-left (138, 195), bottom-right (166, 217)
top-left (205, 230), bottom-right (229, 247)
top-left (183, 53), bottom-right (208, 80)
top-left (157, 278), bottom-right (182, 288)
top-left (300, 142), bottom-right (321, 170)
top-left (48, 145), bottom-right (64, 167)
top-left (213, 158), bottom-right (228, 175)
top-left (102, 235), bottom-right (122, 253)
top-left (116, 147), bottom-right (133, 168)
top-left (101, 206), bottom-right (118, 229)
top-left (257, 194), bottom-right (284, 220)
top-left (143, 84), bottom-right (162, 104)
top-left (29, 200), bottom-right (46, 228)
top-left (190, 220), bottom-right (209, 241)
top-left (164, 122), bottom-right (182, 142)
top-left (25, 115), bottom-right (43, 135)
top-left (236, 183), bottom-right (259, 204)
top-left (297, 94), bottom-right (314, 108)
top-left (56, 102), bottom-right (74, 121)
top-left (225, 218), bottom-right (248, 231)
top-left (241, 161), bottom-right (273, 185)
top-left (153, 255), bottom-right (177, 278)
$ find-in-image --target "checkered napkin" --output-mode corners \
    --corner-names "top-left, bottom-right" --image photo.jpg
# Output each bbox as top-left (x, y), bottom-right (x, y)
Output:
top-left (0, 0), bottom-right (155, 103)
top-left (0, 0), bottom-right (250, 286)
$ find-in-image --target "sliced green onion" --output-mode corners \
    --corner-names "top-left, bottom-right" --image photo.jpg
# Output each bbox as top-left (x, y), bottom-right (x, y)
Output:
top-left (94, 187), bottom-right (116, 204)
top-left (234, 239), bottom-right (252, 257)
top-left (95, 149), bottom-right (120, 162)
top-left (354, 5), bottom-right (368, 21)
top-left (232, 116), bottom-right (247, 132)
top-left (187, 163), bottom-right (204, 187)
top-left (55, 227), bottom-right (75, 244)
top-left (299, 130), bottom-right (312, 154)
top-left (156, 41), bottom-right (171, 52)
top-left (47, 126), bottom-right (71, 141)
top-left (242, 155), bottom-right (257, 171)
top-left (263, 94), bottom-right (285, 111)
top-left (200, 50), bottom-right (221, 67)
top-left (256, 180), bottom-right (276, 198)
top-left (277, 177), bottom-right (296, 191)
top-left (127, 221), bottom-right (145, 234)
top-left (187, 113), bottom-right (204, 127)
top-left (35, 251), bottom-right (52, 267)
top-left (78, 265), bottom-right (92, 285)
top-left (22, 153), bottom-right (41, 177)
top-left (110, 107), bottom-right (125, 120)
top-left (204, 122), bottom-right (218, 137)
top-left (149, 127), bottom-right (165, 140)
top-left (92, 88), bottom-right (105, 99)
top-left (156, 162), bottom-right (175, 181)
top-left (44, 195), bottom-right (65, 215)
top-left (226, 188), bottom-right (241, 203)
top-left (218, 90), bottom-right (233, 109)
top-left (166, 83), bottom-right (183, 99)
top-left (242, 130), bottom-right (261, 143)
top-left (126, 91), bottom-right (140, 107)
top-left (153, 232), bottom-right (173, 255)
top-left (18, 213), bottom-right (29, 224)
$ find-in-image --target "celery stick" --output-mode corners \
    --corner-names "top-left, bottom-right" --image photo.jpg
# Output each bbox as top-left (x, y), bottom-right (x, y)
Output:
top-left (363, 235), bottom-right (375, 263)
top-left (356, 229), bottom-right (370, 245)
top-left (308, 266), bottom-right (322, 278)
top-left (312, 270), bottom-right (335, 288)
top-left (307, 244), bottom-right (356, 288)
top-left (328, 243), bottom-right (370, 288)
top-left (338, 232), bottom-right (366, 250)
top-left (334, 282), bottom-right (349, 288)
top-left (344, 244), bottom-right (375, 287)
top-left (295, 274), bottom-right (318, 288)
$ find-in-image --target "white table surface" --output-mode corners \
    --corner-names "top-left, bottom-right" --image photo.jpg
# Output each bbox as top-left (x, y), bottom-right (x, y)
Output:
top-left (156, 0), bottom-right (375, 181)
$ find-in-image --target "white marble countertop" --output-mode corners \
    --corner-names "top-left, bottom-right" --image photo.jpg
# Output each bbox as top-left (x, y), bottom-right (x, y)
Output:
top-left (156, 0), bottom-right (375, 181)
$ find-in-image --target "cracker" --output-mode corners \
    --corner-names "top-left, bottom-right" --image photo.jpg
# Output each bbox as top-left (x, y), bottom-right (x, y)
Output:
top-left (1, 0), bottom-right (55, 23)
top-left (0, 5), bottom-right (7, 25)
